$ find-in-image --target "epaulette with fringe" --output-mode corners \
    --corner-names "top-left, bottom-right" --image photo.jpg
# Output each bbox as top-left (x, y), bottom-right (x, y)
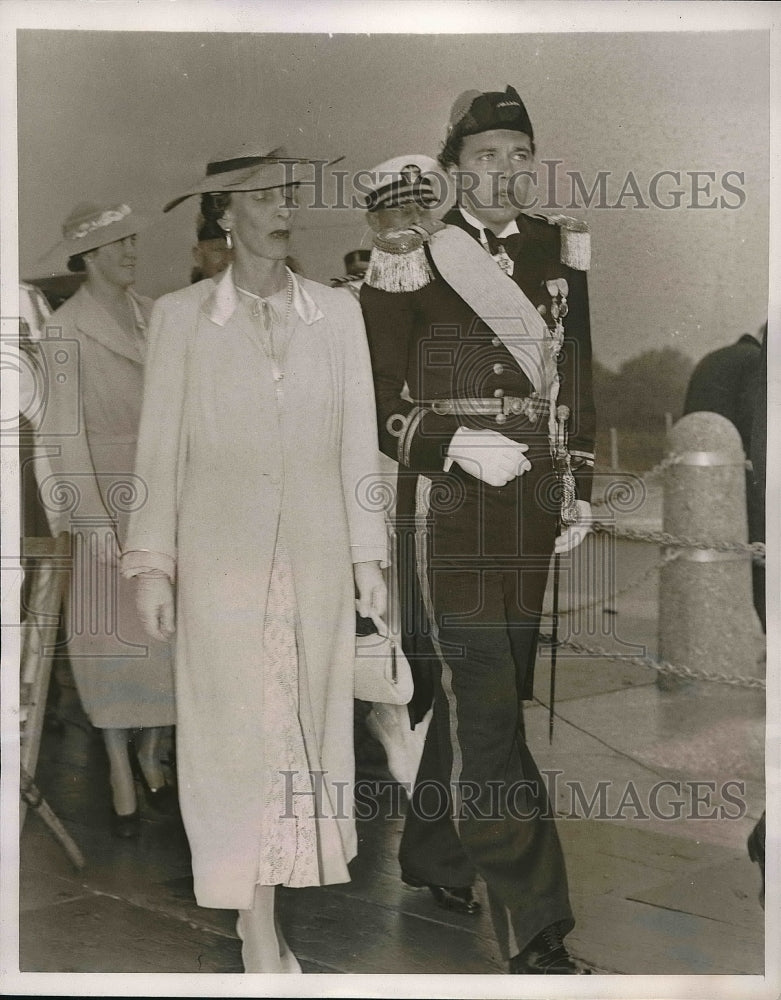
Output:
top-left (526, 212), bottom-right (591, 271)
top-left (364, 225), bottom-right (434, 293)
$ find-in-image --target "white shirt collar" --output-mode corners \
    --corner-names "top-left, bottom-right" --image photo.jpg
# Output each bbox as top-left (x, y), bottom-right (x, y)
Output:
top-left (204, 264), bottom-right (324, 328)
top-left (458, 205), bottom-right (520, 241)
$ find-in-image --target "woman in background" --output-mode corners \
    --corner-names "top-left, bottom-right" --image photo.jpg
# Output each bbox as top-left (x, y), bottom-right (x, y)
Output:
top-left (38, 202), bottom-right (176, 838)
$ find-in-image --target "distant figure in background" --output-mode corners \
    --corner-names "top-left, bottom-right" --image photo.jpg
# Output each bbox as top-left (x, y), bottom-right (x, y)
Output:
top-left (746, 322), bottom-right (767, 907)
top-left (190, 198), bottom-right (234, 283)
top-left (37, 202), bottom-right (176, 839)
top-left (683, 327), bottom-right (764, 630)
top-left (683, 331), bottom-right (761, 456)
top-left (343, 249), bottom-right (371, 279)
top-left (330, 249), bottom-right (371, 300)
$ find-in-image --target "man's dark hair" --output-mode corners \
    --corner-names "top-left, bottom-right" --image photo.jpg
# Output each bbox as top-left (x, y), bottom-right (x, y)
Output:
top-left (201, 191), bottom-right (232, 221)
top-left (67, 253), bottom-right (86, 273)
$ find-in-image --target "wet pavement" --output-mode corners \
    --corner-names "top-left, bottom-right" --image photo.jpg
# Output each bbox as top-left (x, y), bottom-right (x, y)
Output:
top-left (11, 492), bottom-right (772, 993)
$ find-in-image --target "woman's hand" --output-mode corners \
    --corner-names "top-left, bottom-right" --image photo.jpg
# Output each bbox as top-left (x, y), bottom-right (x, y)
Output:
top-left (354, 560), bottom-right (387, 623)
top-left (554, 500), bottom-right (595, 554)
top-left (134, 571), bottom-right (175, 642)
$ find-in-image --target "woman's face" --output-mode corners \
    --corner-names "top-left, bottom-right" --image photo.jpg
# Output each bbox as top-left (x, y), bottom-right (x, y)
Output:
top-left (221, 186), bottom-right (297, 263)
top-left (87, 235), bottom-right (138, 289)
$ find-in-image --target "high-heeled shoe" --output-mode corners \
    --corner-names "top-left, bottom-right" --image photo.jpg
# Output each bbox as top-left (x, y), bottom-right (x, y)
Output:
top-left (129, 744), bottom-right (179, 816)
top-left (110, 805), bottom-right (141, 839)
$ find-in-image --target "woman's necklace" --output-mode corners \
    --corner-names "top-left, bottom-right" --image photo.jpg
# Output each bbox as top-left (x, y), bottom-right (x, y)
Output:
top-left (236, 271), bottom-right (294, 385)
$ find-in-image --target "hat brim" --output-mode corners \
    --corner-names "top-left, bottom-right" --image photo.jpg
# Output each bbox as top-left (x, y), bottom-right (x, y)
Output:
top-left (163, 158), bottom-right (319, 213)
top-left (33, 212), bottom-right (154, 275)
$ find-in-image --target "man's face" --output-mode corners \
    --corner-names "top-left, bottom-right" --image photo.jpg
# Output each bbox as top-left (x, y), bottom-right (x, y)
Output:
top-left (367, 203), bottom-right (426, 235)
top-left (452, 129), bottom-right (534, 229)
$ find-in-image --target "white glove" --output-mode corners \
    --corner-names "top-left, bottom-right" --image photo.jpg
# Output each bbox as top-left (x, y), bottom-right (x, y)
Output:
top-left (447, 427), bottom-right (531, 487)
top-left (134, 572), bottom-right (175, 642)
top-left (554, 500), bottom-right (594, 554)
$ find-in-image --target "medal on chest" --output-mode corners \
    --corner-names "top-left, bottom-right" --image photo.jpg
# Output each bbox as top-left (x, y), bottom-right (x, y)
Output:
top-left (491, 244), bottom-right (514, 277)
top-left (545, 277), bottom-right (569, 359)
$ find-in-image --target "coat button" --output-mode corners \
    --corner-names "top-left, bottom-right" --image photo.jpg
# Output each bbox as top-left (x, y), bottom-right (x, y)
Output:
top-left (493, 388), bottom-right (504, 398)
top-left (491, 336), bottom-right (501, 347)
top-left (493, 363), bottom-right (504, 375)
top-left (495, 413), bottom-right (507, 425)
top-left (537, 304), bottom-right (547, 315)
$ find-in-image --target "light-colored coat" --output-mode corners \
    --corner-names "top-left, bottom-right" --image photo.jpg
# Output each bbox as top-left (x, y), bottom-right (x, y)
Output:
top-left (40, 285), bottom-right (175, 728)
top-left (124, 268), bottom-right (387, 909)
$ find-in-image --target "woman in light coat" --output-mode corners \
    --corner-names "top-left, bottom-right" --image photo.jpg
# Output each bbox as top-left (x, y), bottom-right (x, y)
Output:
top-left (123, 150), bottom-right (387, 973)
top-left (36, 202), bottom-right (176, 838)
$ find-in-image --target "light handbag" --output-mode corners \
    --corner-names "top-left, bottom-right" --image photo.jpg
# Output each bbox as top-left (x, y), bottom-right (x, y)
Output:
top-left (354, 512), bottom-right (413, 705)
top-left (354, 617), bottom-right (413, 705)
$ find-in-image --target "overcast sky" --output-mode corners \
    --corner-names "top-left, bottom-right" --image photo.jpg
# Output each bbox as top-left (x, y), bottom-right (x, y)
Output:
top-left (10, 9), bottom-right (774, 368)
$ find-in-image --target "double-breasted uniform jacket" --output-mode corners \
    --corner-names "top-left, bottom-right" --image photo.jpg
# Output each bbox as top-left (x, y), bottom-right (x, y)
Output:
top-left (360, 206), bottom-right (596, 707)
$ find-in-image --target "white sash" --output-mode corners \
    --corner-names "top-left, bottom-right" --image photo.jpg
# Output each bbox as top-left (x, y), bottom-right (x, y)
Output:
top-left (426, 225), bottom-right (556, 398)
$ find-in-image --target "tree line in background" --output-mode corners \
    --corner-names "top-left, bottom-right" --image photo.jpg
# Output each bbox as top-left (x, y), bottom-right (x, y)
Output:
top-left (592, 346), bottom-right (695, 471)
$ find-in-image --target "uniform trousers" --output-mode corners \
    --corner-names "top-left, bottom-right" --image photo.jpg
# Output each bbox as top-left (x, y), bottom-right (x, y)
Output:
top-left (398, 453), bottom-right (574, 959)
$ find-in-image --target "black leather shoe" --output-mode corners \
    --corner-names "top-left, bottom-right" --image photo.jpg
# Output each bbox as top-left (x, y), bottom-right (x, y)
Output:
top-left (110, 805), bottom-right (141, 840)
top-left (401, 872), bottom-right (481, 915)
top-left (509, 924), bottom-right (591, 974)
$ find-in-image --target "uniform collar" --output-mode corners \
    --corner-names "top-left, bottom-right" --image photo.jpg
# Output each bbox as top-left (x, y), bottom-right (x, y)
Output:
top-left (458, 205), bottom-right (520, 242)
top-left (204, 264), bottom-right (324, 327)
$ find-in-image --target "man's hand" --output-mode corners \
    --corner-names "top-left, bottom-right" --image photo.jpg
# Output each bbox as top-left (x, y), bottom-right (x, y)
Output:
top-left (354, 560), bottom-right (387, 622)
top-left (447, 427), bottom-right (531, 487)
top-left (134, 572), bottom-right (175, 642)
top-left (554, 500), bottom-right (594, 554)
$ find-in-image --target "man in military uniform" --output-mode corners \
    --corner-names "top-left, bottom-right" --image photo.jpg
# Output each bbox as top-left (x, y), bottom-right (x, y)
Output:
top-left (359, 87), bottom-right (595, 974)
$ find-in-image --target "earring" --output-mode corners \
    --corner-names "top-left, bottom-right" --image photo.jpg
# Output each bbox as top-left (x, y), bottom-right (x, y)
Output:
top-left (224, 229), bottom-right (233, 250)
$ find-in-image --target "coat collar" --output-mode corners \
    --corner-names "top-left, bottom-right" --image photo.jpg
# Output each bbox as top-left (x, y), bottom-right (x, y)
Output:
top-left (203, 264), bottom-right (324, 328)
top-left (71, 284), bottom-right (150, 364)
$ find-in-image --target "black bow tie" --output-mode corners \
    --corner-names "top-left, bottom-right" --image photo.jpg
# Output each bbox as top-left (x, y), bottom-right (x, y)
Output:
top-left (484, 228), bottom-right (523, 258)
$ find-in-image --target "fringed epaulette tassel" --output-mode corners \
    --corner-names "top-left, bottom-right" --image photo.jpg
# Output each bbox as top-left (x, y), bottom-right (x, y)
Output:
top-left (365, 240), bottom-right (434, 293)
top-left (546, 214), bottom-right (591, 271)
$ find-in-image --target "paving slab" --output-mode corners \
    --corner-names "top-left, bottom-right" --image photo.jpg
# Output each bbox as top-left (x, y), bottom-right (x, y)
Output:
top-left (19, 891), bottom-right (243, 974)
top-left (569, 893), bottom-right (763, 975)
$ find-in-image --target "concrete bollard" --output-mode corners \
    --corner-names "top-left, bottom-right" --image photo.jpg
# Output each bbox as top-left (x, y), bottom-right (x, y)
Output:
top-left (658, 412), bottom-right (760, 690)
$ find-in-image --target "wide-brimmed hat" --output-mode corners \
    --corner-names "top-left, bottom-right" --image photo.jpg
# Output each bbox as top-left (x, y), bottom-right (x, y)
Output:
top-left (35, 201), bottom-right (151, 272)
top-left (363, 154), bottom-right (444, 212)
top-left (163, 147), bottom-right (322, 213)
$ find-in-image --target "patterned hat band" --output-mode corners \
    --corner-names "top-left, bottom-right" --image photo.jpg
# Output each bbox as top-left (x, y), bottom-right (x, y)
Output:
top-left (365, 179), bottom-right (440, 213)
top-left (63, 204), bottom-right (132, 240)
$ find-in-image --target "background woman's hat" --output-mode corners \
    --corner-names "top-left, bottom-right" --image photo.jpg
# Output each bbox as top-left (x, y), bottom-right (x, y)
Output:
top-left (163, 147), bottom-right (323, 212)
top-left (447, 85), bottom-right (534, 143)
top-left (363, 154), bottom-right (443, 212)
top-left (35, 201), bottom-right (151, 271)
